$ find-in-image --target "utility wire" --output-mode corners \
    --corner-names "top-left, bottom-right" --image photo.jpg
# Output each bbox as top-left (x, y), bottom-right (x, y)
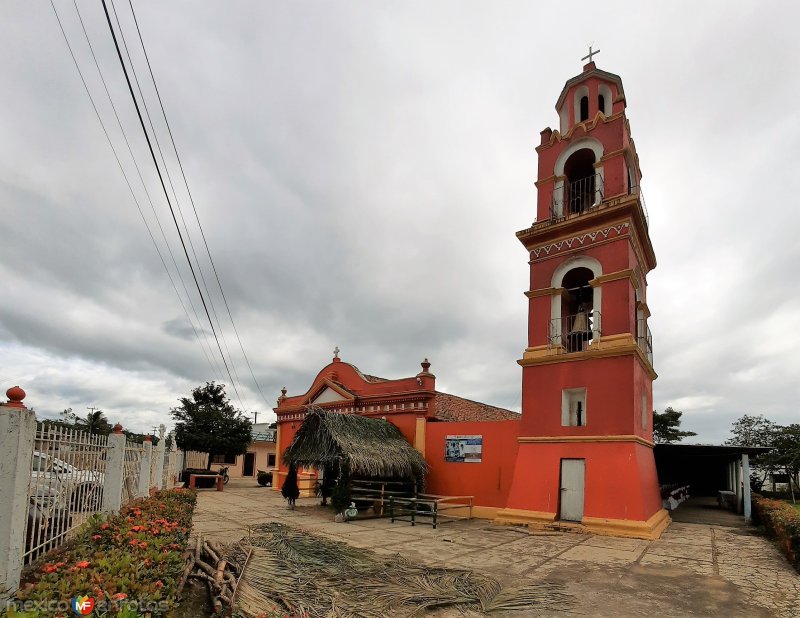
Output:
top-left (100, 0), bottom-right (244, 409)
top-left (70, 0), bottom-right (225, 382)
top-left (107, 0), bottom-right (243, 394)
top-left (126, 0), bottom-right (273, 408)
top-left (49, 0), bottom-right (221, 381)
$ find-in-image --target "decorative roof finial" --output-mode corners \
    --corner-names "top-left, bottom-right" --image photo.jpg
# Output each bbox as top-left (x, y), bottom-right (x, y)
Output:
top-left (113, 422), bottom-right (123, 434)
top-left (581, 44), bottom-right (600, 64)
top-left (333, 346), bottom-right (340, 359)
top-left (421, 358), bottom-right (431, 373)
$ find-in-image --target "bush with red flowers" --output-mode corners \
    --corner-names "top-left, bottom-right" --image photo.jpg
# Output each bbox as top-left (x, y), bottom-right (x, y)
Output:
top-left (6, 488), bottom-right (196, 617)
top-left (753, 496), bottom-right (800, 572)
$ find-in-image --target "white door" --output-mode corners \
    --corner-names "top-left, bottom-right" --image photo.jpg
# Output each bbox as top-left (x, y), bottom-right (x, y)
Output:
top-left (559, 459), bottom-right (585, 522)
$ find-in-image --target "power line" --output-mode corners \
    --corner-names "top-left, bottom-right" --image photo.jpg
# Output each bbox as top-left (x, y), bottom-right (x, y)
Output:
top-left (100, 0), bottom-right (244, 409)
top-left (106, 0), bottom-right (243, 391)
top-left (126, 0), bottom-right (273, 408)
top-left (49, 0), bottom-right (222, 382)
top-left (70, 0), bottom-right (224, 382)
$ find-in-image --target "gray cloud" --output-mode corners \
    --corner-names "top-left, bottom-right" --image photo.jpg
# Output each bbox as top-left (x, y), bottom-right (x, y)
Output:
top-left (1, 1), bottom-right (798, 440)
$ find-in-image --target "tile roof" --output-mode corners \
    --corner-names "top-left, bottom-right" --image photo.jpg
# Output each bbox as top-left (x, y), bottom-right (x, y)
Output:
top-left (432, 392), bottom-right (520, 422)
top-left (362, 374), bottom-right (389, 383)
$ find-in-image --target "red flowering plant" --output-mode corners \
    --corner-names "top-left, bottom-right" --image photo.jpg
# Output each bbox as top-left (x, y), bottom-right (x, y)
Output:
top-left (9, 489), bottom-right (197, 617)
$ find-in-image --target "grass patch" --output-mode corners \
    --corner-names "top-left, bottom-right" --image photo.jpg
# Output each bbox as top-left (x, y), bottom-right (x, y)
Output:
top-left (5, 489), bottom-right (196, 617)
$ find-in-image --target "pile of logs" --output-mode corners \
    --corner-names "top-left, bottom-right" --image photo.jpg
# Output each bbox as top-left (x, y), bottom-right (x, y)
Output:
top-left (177, 535), bottom-right (251, 613)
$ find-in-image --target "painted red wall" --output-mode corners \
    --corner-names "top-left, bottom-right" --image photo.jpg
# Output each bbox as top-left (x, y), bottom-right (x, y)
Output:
top-left (520, 355), bottom-right (638, 437)
top-left (506, 442), bottom-right (662, 521)
top-left (425, 420), bottom-right (521, 508)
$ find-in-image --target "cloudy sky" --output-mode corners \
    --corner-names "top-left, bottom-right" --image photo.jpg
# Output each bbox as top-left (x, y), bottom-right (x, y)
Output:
top-left (1, 1), bottom-right (798, 440)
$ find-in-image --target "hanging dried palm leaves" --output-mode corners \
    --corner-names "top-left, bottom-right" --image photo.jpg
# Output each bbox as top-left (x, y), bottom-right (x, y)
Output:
top-left (282, 407), bottom-right (428, 485)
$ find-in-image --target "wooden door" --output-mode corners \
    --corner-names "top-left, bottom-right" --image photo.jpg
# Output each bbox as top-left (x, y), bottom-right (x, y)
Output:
top-left (559, 459), bottom-right (585, 522)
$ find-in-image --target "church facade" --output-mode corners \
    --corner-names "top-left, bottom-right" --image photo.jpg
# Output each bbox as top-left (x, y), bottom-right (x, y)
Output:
top-left (273, 60), bottom-right (669, 539)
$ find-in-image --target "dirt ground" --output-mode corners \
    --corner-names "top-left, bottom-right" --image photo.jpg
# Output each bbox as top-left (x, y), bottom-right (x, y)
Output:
top-left (190, 481), bottom-right (800, 617)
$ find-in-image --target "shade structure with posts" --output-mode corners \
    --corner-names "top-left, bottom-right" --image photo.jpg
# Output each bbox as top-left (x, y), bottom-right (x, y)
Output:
top-left (281, 407), bottom-right (429, 486)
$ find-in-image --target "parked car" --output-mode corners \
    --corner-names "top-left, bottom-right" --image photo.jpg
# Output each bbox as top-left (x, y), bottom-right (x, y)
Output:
top-left (26, 492), bottom-right (72, 558)
top-left (30, 451), bottom-right (104, 512)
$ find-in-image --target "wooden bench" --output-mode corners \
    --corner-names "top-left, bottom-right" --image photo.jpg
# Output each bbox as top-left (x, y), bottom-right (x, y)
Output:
top-left (188, 473), bottom-right (224, 491)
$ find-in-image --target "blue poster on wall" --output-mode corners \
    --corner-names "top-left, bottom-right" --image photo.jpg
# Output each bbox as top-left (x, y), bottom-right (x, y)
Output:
top-left (445, 435), bottom-right (482, 463)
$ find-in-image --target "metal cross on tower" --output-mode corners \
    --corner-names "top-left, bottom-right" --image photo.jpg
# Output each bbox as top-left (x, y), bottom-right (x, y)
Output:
top-left (581, 45), bottom-right (600, 63)
top-left (333, 346), bottom-right (340, 359)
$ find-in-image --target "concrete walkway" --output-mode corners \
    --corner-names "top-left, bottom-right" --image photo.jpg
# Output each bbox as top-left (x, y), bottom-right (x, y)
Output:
top-left (192, 480), bottom-right (800, 617)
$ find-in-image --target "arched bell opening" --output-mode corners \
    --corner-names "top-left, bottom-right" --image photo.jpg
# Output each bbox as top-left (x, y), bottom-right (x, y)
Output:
top-left (560, 267), bottom-right (595, 353)
top-left (563, 148), bottom-right (600, 216)
top-left (579, 95), bottom-right (589, 121)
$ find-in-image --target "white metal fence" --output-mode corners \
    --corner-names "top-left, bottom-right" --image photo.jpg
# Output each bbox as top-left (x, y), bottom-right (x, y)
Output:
top-left (25, 423), bottom-right (108, 564)
top-left (122, 440), bottom-right (145, 505)
top-left (0, 395), bottom-right (183, 600)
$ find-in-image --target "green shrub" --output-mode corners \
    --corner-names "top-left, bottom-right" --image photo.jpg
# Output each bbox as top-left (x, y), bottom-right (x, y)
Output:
top-left (7, 489), bottom-right (197, 617)
top-left (753, 496), bottom-right (800, 572)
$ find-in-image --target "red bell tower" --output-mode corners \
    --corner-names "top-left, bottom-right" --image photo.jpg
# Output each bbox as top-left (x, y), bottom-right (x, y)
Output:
top-left (497, 59), bottom-right (669, 538)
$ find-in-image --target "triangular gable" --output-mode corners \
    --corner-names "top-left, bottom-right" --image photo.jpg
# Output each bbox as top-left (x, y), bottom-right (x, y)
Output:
top-left (301, 379), bottom-right (355, 406)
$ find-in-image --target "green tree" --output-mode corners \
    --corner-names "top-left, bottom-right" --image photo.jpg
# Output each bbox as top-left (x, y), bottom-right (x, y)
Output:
top-left (771, 424), bottom-right (800, 503)
top-left (77, 410), bottom-right (112, 435)
top-left (652, 407), bottom-right (697, 444)
top-left (725, 414), bottom-right (777, 490)
top-left (171, 382), bottom-right (252, 470)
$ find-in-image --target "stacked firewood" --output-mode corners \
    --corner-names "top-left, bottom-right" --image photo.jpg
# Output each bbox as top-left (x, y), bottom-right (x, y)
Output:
top-left (177, 535), bottom-right (251, 613)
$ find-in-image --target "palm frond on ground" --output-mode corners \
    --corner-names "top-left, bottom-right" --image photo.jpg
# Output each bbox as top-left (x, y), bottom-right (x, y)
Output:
top-left (232, 522), bottom-right (575, 617)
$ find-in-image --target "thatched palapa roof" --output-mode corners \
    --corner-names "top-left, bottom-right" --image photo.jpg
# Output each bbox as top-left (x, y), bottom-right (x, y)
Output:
top-left (282, 407), bottom-right (428, 480)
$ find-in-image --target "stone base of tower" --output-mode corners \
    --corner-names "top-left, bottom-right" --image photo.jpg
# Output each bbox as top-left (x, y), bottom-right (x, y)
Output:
top-left (496, 439), bottom-right (669, 540)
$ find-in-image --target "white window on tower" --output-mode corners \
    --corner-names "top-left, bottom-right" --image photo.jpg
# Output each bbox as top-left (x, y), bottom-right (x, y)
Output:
top-left (562, 388), bottom-right (587, 427)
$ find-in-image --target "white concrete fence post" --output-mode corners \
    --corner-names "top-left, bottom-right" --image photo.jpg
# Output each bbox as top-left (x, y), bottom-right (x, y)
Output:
top-left (735, 459), bottom-right (743, 514)
top-left (0, 387), bottom-right (36, 602)
top-left (101, 424), bottom-right (126, 514)
top-left (168, 432), bottom-right (177, 488)
top-left (138, 438), bottom-right (153, 498)
top-left (742, 453), bottom-right (752, 523)
top-left (153, 424), bottom-right (166, 491)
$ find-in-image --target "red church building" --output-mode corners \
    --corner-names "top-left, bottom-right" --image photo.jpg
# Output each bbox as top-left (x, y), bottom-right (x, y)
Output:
top-left (274, 59), bottom-right (669, 539)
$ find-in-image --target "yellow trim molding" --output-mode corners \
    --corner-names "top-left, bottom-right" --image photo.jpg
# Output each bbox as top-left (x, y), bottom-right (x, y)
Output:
top-left (494, 508), bottom-right (556, 526)
top-left (525, 286), bottom-right (564, 299)
top-left (439, 505), bottom-right (500, 520)
top-left (518, 336), bottom-right (657, 380)
top-left (521, 344), bottom-right (556, 360)
top-left (414, 417), bottom-right (426, 456)
top-left (590, 268), bottom-right (640, 290)
top-left (493, 508), bottom-right (671, 540)
top-left (517, 434), bottom-right (655, 448)
top-left (581, 508), bottom-right (671, 540)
